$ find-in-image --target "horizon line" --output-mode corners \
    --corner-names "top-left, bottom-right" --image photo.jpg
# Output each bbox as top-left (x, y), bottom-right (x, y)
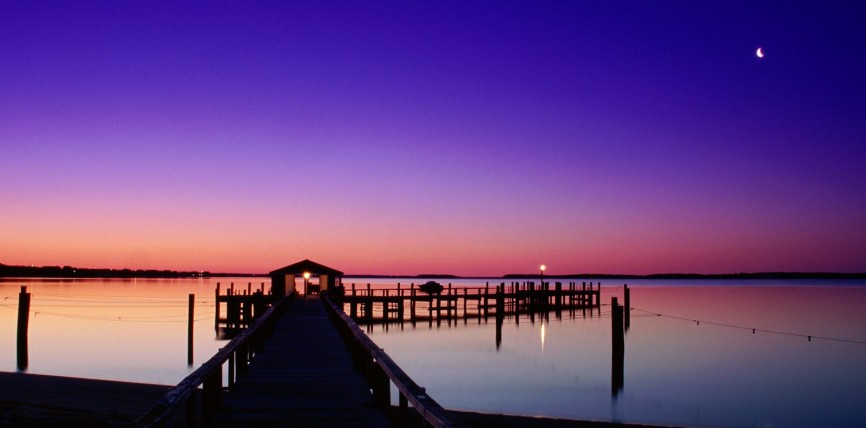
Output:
top-left (2, 263), bottom-right (866, 280)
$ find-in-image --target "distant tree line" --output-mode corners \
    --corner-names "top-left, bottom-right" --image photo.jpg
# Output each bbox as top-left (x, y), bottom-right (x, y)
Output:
top-left (503, 272), bottom-right (866, 280)
top-left (0, 263), bottom-right (260, 278)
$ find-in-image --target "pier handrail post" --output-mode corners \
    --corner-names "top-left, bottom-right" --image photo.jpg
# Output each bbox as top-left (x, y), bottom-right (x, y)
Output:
top-left (321, 294), bottom-right (469, 428)
top-left (133, 294), bottom-right (294, 428)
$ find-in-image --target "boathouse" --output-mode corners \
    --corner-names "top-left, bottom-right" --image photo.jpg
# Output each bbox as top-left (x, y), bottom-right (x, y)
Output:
top-left (269, 259), bottom-right (344, 296)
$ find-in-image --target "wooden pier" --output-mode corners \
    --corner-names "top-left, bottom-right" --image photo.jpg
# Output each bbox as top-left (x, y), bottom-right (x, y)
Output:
top-left (9, 259), bottom-right (633, 428)
top-left (207, 296), bottom-right (395, 427)
top-left (213, 282), bottom-right (276, 333)
top-left (339, 281), bottom-right (602, 324)
top-left (138, 291), bottom-right (466, 427)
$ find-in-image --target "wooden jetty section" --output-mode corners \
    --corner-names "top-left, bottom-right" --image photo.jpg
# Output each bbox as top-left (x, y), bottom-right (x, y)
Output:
top-left (322, 294), bottom-right (468, 428)
top-left (133, 294), bottom-right (294, 427)
top-left (213, 282), bottom-right (276, 333)
top-left (137, 292), bottom-right (465, 427)
top-left (340, 281), bottom-right (601, 324)
top-left (206, 296), bottom-right (395, 427)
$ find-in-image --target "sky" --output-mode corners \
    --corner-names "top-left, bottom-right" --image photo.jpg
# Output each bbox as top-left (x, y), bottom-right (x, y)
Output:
top-left (2, 1), bottom-right (865, 276)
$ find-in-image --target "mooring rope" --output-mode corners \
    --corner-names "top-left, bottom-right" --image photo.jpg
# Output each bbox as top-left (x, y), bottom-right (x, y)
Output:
top-left (631, 306), bottom-right (866, 345)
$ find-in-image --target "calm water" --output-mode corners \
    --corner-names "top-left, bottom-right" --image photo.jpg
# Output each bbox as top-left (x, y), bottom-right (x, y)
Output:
top-left (2, 277), bottom-right (865, 427)
top-left (357, 278), bottom-right (866, 428)
top-left (0, 277), bottom-right (261, 385)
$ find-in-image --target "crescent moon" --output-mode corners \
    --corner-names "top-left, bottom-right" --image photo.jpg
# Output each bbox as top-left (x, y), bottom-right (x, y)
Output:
top-left (756, 47), bottom-right (764, 58)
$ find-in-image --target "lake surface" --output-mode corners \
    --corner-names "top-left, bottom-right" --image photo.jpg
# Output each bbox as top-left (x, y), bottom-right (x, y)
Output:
top-left (0, 277), bottom-right (258, 385)
top-left (2, 277), bottom-right (865, 427)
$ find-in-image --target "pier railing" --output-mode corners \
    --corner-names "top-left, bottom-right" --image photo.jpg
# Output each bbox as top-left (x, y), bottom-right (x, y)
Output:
top-left (131, 293), bottom-right (294, 428)
top-left (322, 293), bottom-right (468, 428)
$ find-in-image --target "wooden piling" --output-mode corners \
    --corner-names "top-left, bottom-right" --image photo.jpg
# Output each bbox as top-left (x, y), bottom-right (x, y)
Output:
top-left (371, 363), bottom-right (390, 407)
top-left (17, 286), bottom-right (31, 371)
top-left (214, 283), bottom-right (221, 332)
top-left (495, 299), bottom-right (503, 350)
top-left (624, 284), bottom-right (630, 331)
top-left (555, 282), bottom-right (562, 308)
top-left (611, 297), bottom-right (624, 396)
top-left (399, 392), bottom-right (409, 425)
top-left (410, 285), bottom-right (416, 321)
top-left (350, 284), bottom-right (357, 318)
top-left (188, 294), bottom-right (195, 366)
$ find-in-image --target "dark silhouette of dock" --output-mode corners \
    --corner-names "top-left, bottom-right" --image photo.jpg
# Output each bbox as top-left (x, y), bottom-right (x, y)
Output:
top-left (6, 260), bottom-right (640, 427)
top-left (4, 292), bottom-right (645, 428)
top-left (208, 296), bottom-right (392, 427)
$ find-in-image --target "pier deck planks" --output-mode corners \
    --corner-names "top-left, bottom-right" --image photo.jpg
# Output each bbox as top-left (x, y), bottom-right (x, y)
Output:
top-left (0, 372), bottom-right (171, 427)
top-left (210, 296), bottom-right (392, 427)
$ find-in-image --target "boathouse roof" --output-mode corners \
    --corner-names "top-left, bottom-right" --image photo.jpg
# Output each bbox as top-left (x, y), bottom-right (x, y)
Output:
top-left (269, 259), bottom-right (344, 277)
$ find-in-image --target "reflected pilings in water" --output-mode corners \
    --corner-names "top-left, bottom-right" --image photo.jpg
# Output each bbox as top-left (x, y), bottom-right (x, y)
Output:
top-left (17, 286), bottom-right (31, 372)
top-left (495, 312), bottom-right (503, 350)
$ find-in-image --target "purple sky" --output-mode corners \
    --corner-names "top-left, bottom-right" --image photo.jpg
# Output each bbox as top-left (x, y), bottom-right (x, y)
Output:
top-left (2, 1), bottom-right (865, 275)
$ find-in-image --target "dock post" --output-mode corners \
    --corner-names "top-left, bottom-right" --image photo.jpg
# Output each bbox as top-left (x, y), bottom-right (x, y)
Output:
top-left (495, 287), bottom-right (504, 351)
top-left (624, 284), bottom-right (630, 331)
top-left (215, 283), bottom-right (221, 332)
top-left (428, 291), bottom-right (433, 321)
top-left (188, 294), bottom-right (195, 366)
top-left (484, 283), bottom-right (490, 317)
top-left (228, 352), bottom-right (236, 387)
top-left (17, 286), bottom-right (31, 371)
top-left (410, 284), bottom-right (416, 321)
top-left (611, 297), bottom-right (624, 396)
top-left (350, 284), bottom-right (357, 318)
top-left (581, 282), bottom-right (586, 305)
top-left (371, 363), bottom-right (390, 407)
top-left (595, 281), bottom-right (601, 307)
top-left (364, 298), bottom-right (373, 323)
top-left (186, 389), bottom-right (198, 428)
top-left (447, 283), bottom-right (453, 319)
top-left (399, 392), bottom-right (409, 425)
top-left (555, 282), bottom-right (562, 309)
top-left (202, 369), bottom-right (223, 422)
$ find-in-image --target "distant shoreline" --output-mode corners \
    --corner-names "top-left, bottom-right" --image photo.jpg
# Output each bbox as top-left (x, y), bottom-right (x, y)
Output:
top-left (0, 263), bottom-right (262, 279)
top-left (3, 263), bottom-right (865, 280)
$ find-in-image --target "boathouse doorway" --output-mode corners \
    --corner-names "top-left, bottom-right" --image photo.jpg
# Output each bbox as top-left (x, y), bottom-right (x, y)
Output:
top-left (269, 259), bottom-right (344, 297)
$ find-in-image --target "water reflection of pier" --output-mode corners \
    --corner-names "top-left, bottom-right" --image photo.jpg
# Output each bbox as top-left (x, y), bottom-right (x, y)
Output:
top-left (337, 282), bottom-right (630, 399)
top-left (339, 281), bottom-right (603, 326)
